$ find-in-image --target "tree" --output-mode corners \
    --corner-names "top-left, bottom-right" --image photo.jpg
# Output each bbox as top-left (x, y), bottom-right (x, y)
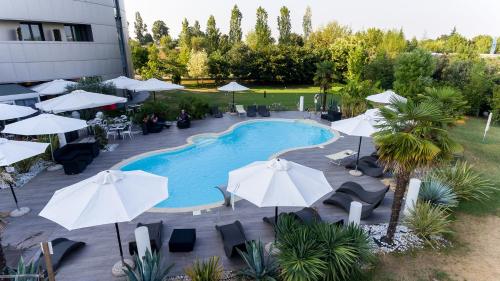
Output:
top-left (393, 48), bottom-right (435, 97)
top-left (139, 44), bottom-right (166, 79)
top-left (472, 35), bottom-right (492, 54)
top-left (229, 5), bottom-right (243, 44)
top-left (313, 61), bottom-right (336, 111)
top-left (178, 18), bottom-right (192, 64)
top-left (277, 6), bottom-right (291, 45)
top-left (379, 29), bottom-right (407, 58)
top-left (362, 52), bottom-right (395, 89)
top-left (187, 50), bottom-right (209, 84)
top-left (356, 28), bottom-right (384, 58)
top-left (329, 36), bottom-right (357, 82)
top-left (227, 43), bottom-right (254, 79)
top-left (463, 60), bottom-right (494, 116)
top-left (420, 87), bottom-right (468, 122)
top-left (129, 40), bottom-right (149, 71)
top-left (134, 12), bottom-right (147, 44)
top-left (151, 20), bottom-right (169, 44)
top-left (143, 33), bottom-right (154, 45)
top-left (307, 21), bottom-right (351, 49)
top-left (302, 6), bottom-right (312, 40)
top-left (192, 20), bottom-right (203, 37)
top-left (339, 79), bottom-right (376, 117)
top-left (208, 50), bottom-right (230, 84)
top-left (374, 99), bottom-right (459, 243)
top-left (254, 7), bottom-right (273, 49)
top-left (492, 85), bottom-right (500, 123)
top-left (205, 15), bottom-right (220, 54)
top-left (346, 45), bottom-right (367, 81)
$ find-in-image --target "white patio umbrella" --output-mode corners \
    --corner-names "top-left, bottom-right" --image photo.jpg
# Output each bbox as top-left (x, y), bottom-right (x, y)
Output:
top-left (39, 170), bottom-right (168, 274)
top-left (331, 114), bottom-right (379, 176)
top-left (2, 114), bottom-right (88, 160)
top-left (217, 82), bottom-right (250, 113)
top-left (104, 76), bottom-right (141, 90)
top-left (130, 78), bottom-right (184, 101)
top-left (35, 90), bottom-right (127, 113)
top-left (0, 104), bottom-right (37, 121)
top-left (0, 138), bottom-right (49, 216)
top-left (227, 158), bottom-right (333, 239)
top-left (31, 79), bottom-right (77, 96)
top-left (366, 90), bottom-right (406, 104)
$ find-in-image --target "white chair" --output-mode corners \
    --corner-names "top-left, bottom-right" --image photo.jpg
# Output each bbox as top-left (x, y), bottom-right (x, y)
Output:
top-left (106, 127), bottom-right (118, 140)
top-left (325, 150), bottom-right (357, 166)
top-left (235, 105), bottom-right (246, 117)
top-left (122, 124), bottom-right (133, 139)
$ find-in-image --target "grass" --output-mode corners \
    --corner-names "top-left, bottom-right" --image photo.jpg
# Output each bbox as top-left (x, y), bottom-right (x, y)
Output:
top-left (153, 84), bottom-right (343, 111)
top-left (448, 117), bottom-right (500, 216)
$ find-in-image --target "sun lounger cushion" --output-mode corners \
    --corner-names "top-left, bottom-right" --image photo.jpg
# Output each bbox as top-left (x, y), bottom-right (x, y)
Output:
top-left (336, 181), bottom-right (389, 205)
top-left (323, 193), bottom-right (381, 219)
top-left (215, 220), bottom-right (248, 258)
top-left (39, 238), bottom-right (86, 272)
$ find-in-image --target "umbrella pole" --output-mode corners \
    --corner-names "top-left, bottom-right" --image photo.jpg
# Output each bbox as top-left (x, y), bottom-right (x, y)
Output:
top-left (274, 206), bottom-right (278, 242)
top-left (114, 223), bottom-right (125, 265)
top-left (49, 134), bottom-right (55, 162)
top-left (153, 91), bottom-right (156, 101)
top-left (355, 136), bottom-right (362, 171)
top-left (8, 183), bottom-right (20, 210)
top-left (232, 92), bottom-right (235, 112)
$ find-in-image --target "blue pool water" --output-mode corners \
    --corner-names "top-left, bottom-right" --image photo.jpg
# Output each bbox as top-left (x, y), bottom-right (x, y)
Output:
top-left (120, 120), bottom-right (334, 208)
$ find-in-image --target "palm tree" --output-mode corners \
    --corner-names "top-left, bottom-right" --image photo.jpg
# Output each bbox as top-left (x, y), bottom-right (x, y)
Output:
top-left (313, 61), bottom-right (336, 111)
top-left (373, 98), bottom-right (459, 242)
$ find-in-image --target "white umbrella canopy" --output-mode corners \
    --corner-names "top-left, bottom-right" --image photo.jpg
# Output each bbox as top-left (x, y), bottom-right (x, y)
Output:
top-left (0, 138), bottom-right (49, 166)
top-left (104, 76), bottom-right (141, 90)
top-left (130, 78), bottom-right (184, 100)
top-left (39, 170), bottom-right (168, 230)
top-left (2, 113), bottom-right (87, 135)
top-left (227, 158), bottom-right (333, 207)
top-left (31, 79), bottom-right (77, 96)
top-left (0, 104), bottom-right (37, 121)
top-left (35, 90), bottom-right (127, 113)
top-left (217, 82), bottom-right (250, 92)
top-left (366, 90), bottom-right (407, 104)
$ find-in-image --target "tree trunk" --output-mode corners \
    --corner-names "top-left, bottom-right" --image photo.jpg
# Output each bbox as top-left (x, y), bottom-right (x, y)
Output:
top-left (383, 171), bottom-right (410, 243)
top-left (0, 237), bottom-right (6, 274)
top-left (322, 90), bottom-right (327, 112)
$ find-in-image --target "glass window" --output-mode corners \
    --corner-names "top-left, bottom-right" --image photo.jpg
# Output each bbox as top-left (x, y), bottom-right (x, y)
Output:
top-left (18, 22), bottom-right (45, 41)
top-left (19, 24), bottom-right (32, 41)
top-left (63, 24), bottom-right (93, 42)
top-left (30, 24), bottom-right (43, 41)
top-left (64, 25), bottom-right (74, 41)
top-left (53, 29), bottom-right (62, 41)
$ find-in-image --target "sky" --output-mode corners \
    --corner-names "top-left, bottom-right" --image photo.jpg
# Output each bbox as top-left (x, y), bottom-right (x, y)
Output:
top-left (123, 0), bottom-right (500, 40)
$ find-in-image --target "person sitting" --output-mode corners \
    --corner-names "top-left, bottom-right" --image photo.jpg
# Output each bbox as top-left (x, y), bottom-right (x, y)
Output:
top-left (177, 109), bottom-right (191, 129)
top-left (141, 115), bottom-right (150, 135)
top-left (147, 113), bottom-right (163, 133)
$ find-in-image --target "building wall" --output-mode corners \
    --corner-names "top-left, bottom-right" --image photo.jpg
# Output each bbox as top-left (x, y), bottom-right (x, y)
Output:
top-left (0, 0), bottom-right (132, 84)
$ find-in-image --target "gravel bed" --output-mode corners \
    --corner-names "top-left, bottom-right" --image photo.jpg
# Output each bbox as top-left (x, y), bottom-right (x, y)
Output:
top-left (0, 160), bottom-right (50, 189)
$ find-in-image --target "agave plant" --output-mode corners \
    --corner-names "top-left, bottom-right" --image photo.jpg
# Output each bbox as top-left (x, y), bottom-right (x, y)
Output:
top-left (404, 201), bottom-right (452, 246)
top-left (185, 256), bottom-right (223, 281)
top-left (8, 257), bottom-right (42, 281)
top-left (237, 240), bottom-right (278, 281)
top-left (429, 161), bottom-right (496, 201)
top-left (419, 179), bottom-right (459, 207)
top-left (124, 249), bottom-right (173, 281)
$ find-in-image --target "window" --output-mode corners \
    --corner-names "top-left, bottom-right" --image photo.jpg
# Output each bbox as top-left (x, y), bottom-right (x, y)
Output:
top-left (53, 29), bottom-right (62, 41)
top-left (64, 24), bottom-right (93, 42)
top-left (18, 22), bottom-right (45, 41)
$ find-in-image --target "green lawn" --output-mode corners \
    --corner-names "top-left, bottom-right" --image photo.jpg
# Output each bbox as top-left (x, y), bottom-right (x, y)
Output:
top-left (154, 84), bottom-right (343, 111)
top-left (449, 117), bottom-right (500, 216)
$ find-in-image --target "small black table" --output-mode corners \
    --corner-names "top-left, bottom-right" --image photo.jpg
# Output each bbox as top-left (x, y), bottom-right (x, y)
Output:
top-left (169, 229), bottom-right (196, 252)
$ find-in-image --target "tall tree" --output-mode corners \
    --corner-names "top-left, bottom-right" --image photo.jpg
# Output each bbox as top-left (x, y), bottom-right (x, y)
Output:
top-left (374, 99), bottom-right (458, 243)
top-left (277, 6), bottom-right (292, 45)
top-left (393, 48), bottom-right (435, 97)
top-left (302, 6), bottom-right (312, 40)
top-left (229, 5), bottom-right (243, 44)
top-left (192, 20), bottom-right (203, 37)
top-left (151, 20), bottom-right (169, 44)
top-left (179, 18), bottom-right (192, 64)
top-left (254, 7), bottom-right (273, 49)
top-left (134, 12), bottom-right (147, 44)
top-left (205, 15), bottom-right (220, 54)
top-left (187, 50), bottom-right (209, 84)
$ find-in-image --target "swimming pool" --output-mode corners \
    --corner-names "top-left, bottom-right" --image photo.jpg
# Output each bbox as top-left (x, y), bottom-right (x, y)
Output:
top-left (117, 119), bottom-right (336, 211)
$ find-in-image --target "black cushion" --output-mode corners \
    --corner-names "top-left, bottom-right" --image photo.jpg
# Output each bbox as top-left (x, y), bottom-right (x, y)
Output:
top-left (177, 120), bottom-right (191, 129)
top-left (169, 229), bottom-right (196, 252)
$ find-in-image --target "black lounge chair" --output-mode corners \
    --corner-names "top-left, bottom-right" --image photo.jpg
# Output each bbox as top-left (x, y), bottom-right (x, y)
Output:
top-left (128, 221), bottom-right (163, 255)
top-left (215, 220), bottom-right (248, 258)
top-left (246, 105), bottom-right (257, 117)
top-left (38, 238), bottom-right (86, 272)
top-left (336, 182), bottom-right (389, 204)
top-left (257, 105), bottom-right (270, 117)
top-left (345, 157), bottom-right (384, 178)
top-left (323, 192), bottom-right (384, 219)
top-left (211, 106), bottom-right (223, 118)
top-left (263, 207), bottom-right (343, 227)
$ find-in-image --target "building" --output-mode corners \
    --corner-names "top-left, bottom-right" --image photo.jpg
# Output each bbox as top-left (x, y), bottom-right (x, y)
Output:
top-left (0, 0), bottom-right (132, 97)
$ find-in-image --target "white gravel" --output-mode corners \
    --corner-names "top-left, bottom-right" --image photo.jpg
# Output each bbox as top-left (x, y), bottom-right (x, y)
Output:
top-left (0, 160), bottom-right (50, 189)
top-left (362, 223), bottom-right (425, 253)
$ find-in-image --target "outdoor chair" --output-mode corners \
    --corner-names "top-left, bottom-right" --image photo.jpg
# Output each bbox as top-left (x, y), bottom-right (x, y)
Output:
top-left (263, 207), bottom-right (343, 228)
top-left (128, 221), bottom-right (163, 255)
top-left (211, 106), bottom-right (223, 118)
top-left (257, 105), bottom-right (270, 117)
top-left (215, 220), bottom-right (249, 258)
top-left (321, 109), bottom-right (342, 121)
top-left (345, 157), bottom-right (384, 178)
top-left (323, 192), bottom-right (385, 219)
top-left (38, 238), bottom-right (86, 273)
top-left (336, 181), bottom-right (389, 204)
top-left (246, 105), bottom-right (257, 117)
top-left (325, 149), bottom-right (357, 166)
top-left (235, 105), bottom-right (246, 116)
top-left (122, 124), bottom-right (133, 139)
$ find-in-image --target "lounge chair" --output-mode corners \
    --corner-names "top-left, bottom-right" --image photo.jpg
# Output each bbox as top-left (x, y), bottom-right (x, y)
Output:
top-left (128, 221), bottom-right (163, 255)
top-left (213, 185), bottom-right (231, 207)
top-left (345, 157), bottom-right (384, 178)
top-left (211, 106), bottom-right (223, 118)
top-left (38, 238), bottom-right (86, 272)
top-left (235, 105), bottom-right (246, 117)
top-left (257, 105), bottom-right (270, 117)
top-left (263, 207), bottom-right (343, 227)
top-left (325, 150), bottom-right (357, 166)
top-left (336, 181), bottom-right (389, 204)
top-left (323, 192), bottom-right (384, 219)
top-left (246, 105), bottom-right (257, 117)
top-left (215, 220), bottom-right (248, 258)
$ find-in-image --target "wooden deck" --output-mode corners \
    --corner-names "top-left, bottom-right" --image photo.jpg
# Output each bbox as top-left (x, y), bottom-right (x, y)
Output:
top-left (0, 111), bottom-right (392, 280)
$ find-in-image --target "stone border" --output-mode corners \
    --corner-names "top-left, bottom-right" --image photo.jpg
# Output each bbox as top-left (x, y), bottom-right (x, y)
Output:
top-left (111, 118), bottom-right (339, 213)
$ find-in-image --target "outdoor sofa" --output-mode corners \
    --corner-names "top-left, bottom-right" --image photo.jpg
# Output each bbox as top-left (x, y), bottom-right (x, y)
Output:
top-left (246, 105), bottom-right (257, 117)
top-left (54, 141), bottom-right (99, 175)
top-left (38, 238), bottom-right (86, 273)
top-left (321, 109), bottom-right (342, 122)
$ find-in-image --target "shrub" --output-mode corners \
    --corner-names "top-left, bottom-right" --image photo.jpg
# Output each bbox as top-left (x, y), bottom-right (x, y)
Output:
top-left (13, 156), bottom-right (39, 174)
top-left (94, 125), bottom-right (108, 150)
top-left (185, 256), bottom-right (223, 281)
top-left (404, 201), bottom-right (452, 246)
top-left (66, 76), bottom-right (117, 95)
top-left (124, 249), bottom-right (173, 281)
top-left (134, 101), bottom-right (174, 123)
top-left (237, 240), bottom-right (279, 281)
top-left (429, 161), bottom-right (496, 201)
top-left (178, 97), bottom-right (210, 119)
top-left (419, 179), bottom-right (458, 207)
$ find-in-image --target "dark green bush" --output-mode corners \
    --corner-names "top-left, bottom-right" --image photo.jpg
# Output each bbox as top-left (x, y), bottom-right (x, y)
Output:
top-left (133, 101), bottom-right (174, 123)
top-left (178, 97), bottom-right (210, 119)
